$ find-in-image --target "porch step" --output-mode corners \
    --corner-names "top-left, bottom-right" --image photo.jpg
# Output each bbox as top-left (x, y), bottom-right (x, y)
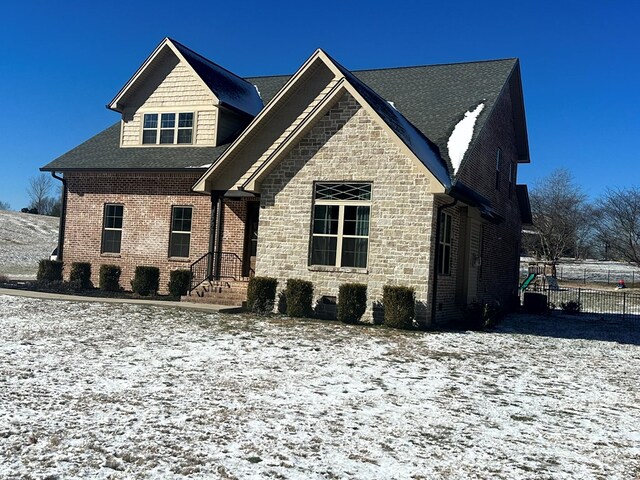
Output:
top-left (182, 280), bottom-right (249, 307)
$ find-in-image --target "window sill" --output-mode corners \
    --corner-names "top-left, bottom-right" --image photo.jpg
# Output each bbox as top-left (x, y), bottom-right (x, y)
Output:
top-left (308, 265), bottom-right (368, 274)
top-left (168, 257), bottom-right (191, 263)
top-left (101, 253), bottom-right (121, 258)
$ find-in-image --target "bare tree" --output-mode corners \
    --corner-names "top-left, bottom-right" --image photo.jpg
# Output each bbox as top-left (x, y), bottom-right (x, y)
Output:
top-left (596, 188), bottom-right (640, 265)
top-left (528, 169), bottom-right (589, 261)
top-left (26, 174), bottom-right (61, 216)
top-left (0, 200), bottom-right (10, 210)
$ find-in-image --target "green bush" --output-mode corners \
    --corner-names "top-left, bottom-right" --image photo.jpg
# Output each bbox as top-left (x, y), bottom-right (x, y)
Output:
top-left (168, 269), bottom-right (191, 297)
top-left (99, 264), bottom-right (121, 292)
top-left (247, 276), bottom-right (278, 314)
top-left (131, 266), bottom-right (160, 296)
top-left (560, 300), bottom-right (581, 314)
top-left (69, 262), bottom-right (92, 289)
top-left (383, 285), bottom-right (415, 329)
top-left (286, 279), bottom-right (314, 318)
top-left (337, 283), bottom-right (367, 324)
top-left (37, 260), bottom-right (63, 282)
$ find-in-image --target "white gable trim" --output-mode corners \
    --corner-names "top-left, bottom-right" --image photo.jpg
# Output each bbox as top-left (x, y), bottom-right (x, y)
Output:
top-left (242, 81), bottom-right (446, 194)
top-left (108, 38), bottom-right (219, 113)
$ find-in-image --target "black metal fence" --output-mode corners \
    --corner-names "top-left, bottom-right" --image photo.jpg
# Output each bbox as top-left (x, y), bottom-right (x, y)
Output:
top-left (524, 286), bottom-right (640, 319)
top-left (520, 263), bottom-right (640, 286)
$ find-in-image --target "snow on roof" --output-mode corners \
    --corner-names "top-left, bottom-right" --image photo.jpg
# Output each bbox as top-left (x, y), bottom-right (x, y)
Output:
top-left (447, 102), bottom-right (485, 174)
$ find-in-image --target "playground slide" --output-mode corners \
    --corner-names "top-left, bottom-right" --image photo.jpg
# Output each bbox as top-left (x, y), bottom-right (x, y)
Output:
top-left (520, 273), bottom-right (536, 291)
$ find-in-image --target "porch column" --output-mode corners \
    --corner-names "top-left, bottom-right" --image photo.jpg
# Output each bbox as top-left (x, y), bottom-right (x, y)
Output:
top-left (208, 191), bottom-right (225, 280)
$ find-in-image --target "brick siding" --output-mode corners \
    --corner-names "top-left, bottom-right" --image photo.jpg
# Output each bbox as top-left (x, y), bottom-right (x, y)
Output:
top-left (62, 171), bottom-right (213, 293)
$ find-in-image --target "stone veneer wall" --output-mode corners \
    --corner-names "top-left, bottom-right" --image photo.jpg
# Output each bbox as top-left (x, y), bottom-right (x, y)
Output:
top-left (62, 171), bottom-right (214, 293)
top-left (257, 92), bottom-right (436, 324)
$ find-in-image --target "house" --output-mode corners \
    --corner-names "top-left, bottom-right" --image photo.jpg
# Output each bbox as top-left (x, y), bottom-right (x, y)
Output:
top-left (41, 38), bottom-right (532, 325)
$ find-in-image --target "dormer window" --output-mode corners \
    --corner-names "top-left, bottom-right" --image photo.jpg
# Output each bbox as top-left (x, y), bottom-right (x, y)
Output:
top-left (142, 113), bottom-right (193, 145)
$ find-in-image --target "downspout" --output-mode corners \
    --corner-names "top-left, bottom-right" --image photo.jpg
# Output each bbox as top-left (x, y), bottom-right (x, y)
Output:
top-left (51, 172), bottom-right (67, 261)
top-left (431, 198), bottom-right (458, 326)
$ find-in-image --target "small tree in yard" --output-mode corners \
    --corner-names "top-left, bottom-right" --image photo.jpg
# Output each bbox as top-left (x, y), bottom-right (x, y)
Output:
top-left (596, 188), bottom-right (640, 266)
top-left (527, 169), bottom-right (592, 261)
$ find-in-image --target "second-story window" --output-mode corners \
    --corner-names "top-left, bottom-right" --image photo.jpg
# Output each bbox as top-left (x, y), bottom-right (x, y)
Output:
top-left (142, 113), bottom-right (193, 145)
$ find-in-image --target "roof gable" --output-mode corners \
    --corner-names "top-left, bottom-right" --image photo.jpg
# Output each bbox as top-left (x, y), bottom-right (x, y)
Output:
top-left (194, 49), bottom-right (452, 193)
top-left (108, 38), bottom-right (262, 116)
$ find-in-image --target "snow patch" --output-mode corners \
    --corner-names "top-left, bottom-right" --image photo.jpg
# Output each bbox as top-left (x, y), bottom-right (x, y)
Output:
top-left (448, 102), bottom-right (485, 174)
top-left (253, 84), bottom-right (262, 100)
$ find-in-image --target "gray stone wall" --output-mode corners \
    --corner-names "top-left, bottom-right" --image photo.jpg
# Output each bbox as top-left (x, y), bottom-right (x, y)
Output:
top-left (257, 92), bottom-right (436, 323)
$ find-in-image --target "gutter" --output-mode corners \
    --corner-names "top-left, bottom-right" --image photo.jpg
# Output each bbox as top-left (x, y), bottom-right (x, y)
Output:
top-left (430, 198), bottom-right (458, 326)
top-left (51, 172), bottom-right (67, 261)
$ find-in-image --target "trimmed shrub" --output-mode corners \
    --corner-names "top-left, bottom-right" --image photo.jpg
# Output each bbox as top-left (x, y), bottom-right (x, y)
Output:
top-left (383, 285), bottom-right (415, 329)
top-left (247, 276), bottom-right (278, 314)
top-left (99, 264), bottom-right (121, 292)
top-left (37, 259), bottom-right (63, 282)
top-left (131, 266), bottom-right (160, 296)
top-left (69, 262), bottom-right (92, 289)
top-left (286, 279), bottom-right (314, 318)
top-left (337, 283), bottom-right (367, 324)
top-left (168, 269), bottom-right (191, 297)
top-left (560, 300), bottom-right (581, 314)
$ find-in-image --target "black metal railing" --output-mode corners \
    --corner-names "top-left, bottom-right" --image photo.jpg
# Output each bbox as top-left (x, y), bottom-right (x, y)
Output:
top-left (189, 251), bottom-right (212, 293)
top-left (189, 251), bottom-right (254, 293)
top-left (525, 285), bottom-right (640, 319)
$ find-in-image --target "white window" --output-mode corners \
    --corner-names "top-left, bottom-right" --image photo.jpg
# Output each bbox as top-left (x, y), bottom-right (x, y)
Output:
top-left (169, 206), bottom-right (193, 258)
top-left (438, 212), bottom-right (452, 275)
top-left (142, 113), bottom-right (193, 145)
top-left (310, 183), bottom-right (371, 269)
top-left (102, 204), bottom-right (123, 254)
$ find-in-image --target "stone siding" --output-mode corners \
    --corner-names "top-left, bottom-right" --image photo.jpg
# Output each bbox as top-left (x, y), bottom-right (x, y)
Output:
top-left (257, 93), bottom-right (436, 323)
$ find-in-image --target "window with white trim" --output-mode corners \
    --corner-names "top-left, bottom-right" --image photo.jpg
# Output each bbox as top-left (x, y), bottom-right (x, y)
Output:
top-left (310, 183), bottom-right (371, 269)
top-left (102, 204), bottom-right (123, 254)
top-left (142, 113), bottom-right (193, 145)
top-left (438, 211), bottom-right (452, 275)
top-left (169, 206), bottom-right (193, 258)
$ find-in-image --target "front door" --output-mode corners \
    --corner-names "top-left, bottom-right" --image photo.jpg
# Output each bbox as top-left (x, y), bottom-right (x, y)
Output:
top-left (243, 202), bottom-right (259, 277)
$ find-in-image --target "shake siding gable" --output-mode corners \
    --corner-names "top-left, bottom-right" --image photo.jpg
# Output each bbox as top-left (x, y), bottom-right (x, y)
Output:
top-left (121, 61), bottom-right (218, 147)
top-left (257, 92), bottom-right (436, 324)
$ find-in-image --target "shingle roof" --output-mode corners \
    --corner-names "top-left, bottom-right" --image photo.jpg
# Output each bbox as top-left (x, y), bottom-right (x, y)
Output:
top-left (42, 57), bottom-right (517, 172)
top-left (42, 123), bottom-right (229, 171)
top-left (171, 39), bottom-right (263, 116)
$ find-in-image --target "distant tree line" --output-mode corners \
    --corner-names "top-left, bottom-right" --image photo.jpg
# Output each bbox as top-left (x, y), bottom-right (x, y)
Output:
top-left (523, 168), bottom-right (640, 266)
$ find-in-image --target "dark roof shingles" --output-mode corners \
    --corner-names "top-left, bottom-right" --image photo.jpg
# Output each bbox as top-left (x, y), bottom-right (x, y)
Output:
top-left (43, 59), bottom-right (516, 172)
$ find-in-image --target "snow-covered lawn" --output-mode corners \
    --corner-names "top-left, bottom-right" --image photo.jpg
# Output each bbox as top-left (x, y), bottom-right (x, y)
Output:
top-left (1, 295), bottom-right (639, 479)
top-left (0, 211), bottom-right (58, 278)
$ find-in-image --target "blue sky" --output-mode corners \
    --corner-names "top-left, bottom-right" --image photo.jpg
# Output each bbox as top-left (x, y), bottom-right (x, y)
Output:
top-left (1, 0), bottom-right (638, 209)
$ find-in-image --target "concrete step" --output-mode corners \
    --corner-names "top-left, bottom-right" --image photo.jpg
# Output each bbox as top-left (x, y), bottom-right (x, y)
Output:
top-left (182, 279), bottom-right (249, 306)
